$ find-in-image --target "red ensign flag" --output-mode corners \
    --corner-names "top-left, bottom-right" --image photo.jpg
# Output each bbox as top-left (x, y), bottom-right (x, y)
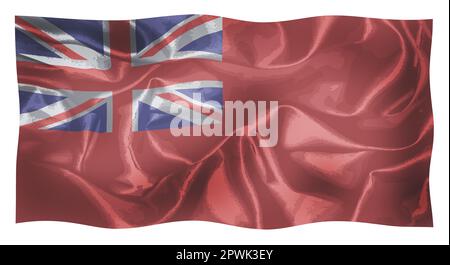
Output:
top-left (16, 15), bottom-right (433, 228)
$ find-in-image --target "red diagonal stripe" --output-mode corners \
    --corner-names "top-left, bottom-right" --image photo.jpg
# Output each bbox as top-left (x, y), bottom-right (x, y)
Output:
top-left (16, 17), bottom-right (86, 60)
top-left (141, 15), bottom-right (218, 57)
top-left (21, 98), bottom-right (104, 130)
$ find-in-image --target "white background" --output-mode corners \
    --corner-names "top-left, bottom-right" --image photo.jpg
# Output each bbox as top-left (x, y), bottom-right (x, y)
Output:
top-left (0, 0), bottom-right (448, 245)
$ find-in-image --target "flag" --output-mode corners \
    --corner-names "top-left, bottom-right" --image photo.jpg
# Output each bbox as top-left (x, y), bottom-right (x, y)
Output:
top-left (16, 15), bottom-right (433, 228)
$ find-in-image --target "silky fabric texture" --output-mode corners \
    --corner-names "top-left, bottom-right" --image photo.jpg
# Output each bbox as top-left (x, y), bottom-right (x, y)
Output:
top-left (16, 16), bottom-right (433, 228)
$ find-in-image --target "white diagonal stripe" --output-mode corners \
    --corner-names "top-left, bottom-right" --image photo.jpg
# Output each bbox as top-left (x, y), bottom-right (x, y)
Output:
top-left (20, 16), bottom-right (103, 61)
top-left (17, 17), bottom-right (111, 70)
top-left (20, 97), bottom-right (89, 126)
top-left (133, 17), bottom-right (222, 65)
top-left (19, 84), bottom-right (112, 126)
top-left (143, 94), bottom-right (205, 125)
top-left (132, 81), bottom-right (223, 130)
top-left (40, 101), bottom-right (107, 130)
top-left (15, 24), bottom-right (69, 59)
top-left (134, 15), bottom-right (200, 57)
top-left (158, 17), bottom-right (222, 56)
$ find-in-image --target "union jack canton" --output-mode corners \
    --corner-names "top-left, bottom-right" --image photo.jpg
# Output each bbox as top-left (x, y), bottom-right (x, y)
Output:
top-left (16, 15), bottom-right (223, 132)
